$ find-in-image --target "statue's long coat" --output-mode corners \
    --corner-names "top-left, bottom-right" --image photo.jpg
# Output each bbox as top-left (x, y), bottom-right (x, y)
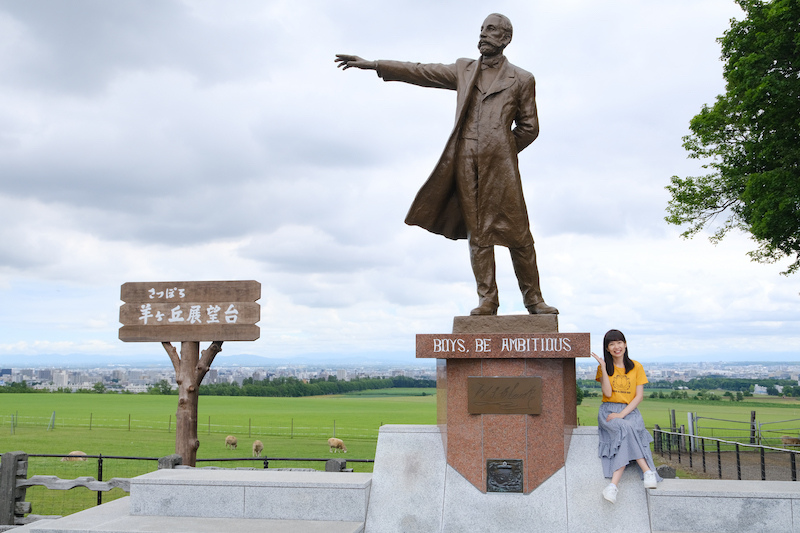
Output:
top-left (376, 57), bottom-right (539, 248)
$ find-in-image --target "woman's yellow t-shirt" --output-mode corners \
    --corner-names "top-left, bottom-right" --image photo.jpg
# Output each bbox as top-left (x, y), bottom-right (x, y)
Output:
top-left (595, 360), bottom-right (648, 404)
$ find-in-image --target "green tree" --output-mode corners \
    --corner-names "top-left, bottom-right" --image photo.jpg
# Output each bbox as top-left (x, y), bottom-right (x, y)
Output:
top-left (92, 382), bottom-right (106, 394)
top-left (148, 379), bottom-right (173, 395)
top-left (723, 391), bottom-right (734, 401)
top-left (576, 387), bottom-right (584, 405)
top-left (666, 0), bottom-right (800, 274)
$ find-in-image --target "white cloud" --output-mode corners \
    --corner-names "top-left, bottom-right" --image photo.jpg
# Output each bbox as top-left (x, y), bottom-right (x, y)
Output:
top-left (0, 0), bottom-right (797, 367)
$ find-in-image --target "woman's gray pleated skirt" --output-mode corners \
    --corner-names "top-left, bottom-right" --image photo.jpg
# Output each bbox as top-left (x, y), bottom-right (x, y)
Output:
top-left (597, 401), bottom-right (659, 479)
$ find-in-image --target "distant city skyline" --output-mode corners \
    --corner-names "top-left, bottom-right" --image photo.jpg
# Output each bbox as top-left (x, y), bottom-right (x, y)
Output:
top-left (3, 350), bottom-right (800, 370)
top-left (4, 360), bottom-right (798, 394)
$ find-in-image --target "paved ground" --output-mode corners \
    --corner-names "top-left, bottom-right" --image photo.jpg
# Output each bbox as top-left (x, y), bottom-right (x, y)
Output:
top-left (654, 448), bottom-right (800, 481)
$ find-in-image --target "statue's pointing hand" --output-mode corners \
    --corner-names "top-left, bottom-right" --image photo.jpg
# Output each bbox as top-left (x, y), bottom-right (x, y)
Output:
top-left (335, 54), bottom-right (376, 71)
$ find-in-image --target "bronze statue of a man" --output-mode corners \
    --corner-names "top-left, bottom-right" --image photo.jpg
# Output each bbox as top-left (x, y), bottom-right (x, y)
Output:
top-left (336, 13), bottom-right (558, 316)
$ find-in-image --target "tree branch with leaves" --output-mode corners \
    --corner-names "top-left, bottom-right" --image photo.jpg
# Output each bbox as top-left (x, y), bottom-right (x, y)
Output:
top-left (666, 0), bottom-right (800, 274)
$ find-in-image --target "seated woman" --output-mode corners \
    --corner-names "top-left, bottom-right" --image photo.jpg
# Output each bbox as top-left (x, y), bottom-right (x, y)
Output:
top-left (592, 329), bottom-right (661, 503)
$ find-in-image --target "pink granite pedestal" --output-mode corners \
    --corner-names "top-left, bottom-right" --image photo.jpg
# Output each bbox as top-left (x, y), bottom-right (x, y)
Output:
top-left (417, 315), bottom-right (590, 494)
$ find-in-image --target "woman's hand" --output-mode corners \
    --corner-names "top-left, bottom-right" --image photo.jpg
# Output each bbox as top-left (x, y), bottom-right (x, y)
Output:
top-left (606, 412), bottom-right (624, 422)
top-left (591, 351), bottom-right (605, 371)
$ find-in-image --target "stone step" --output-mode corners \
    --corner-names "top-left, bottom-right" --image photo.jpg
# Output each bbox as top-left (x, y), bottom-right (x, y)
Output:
top-left (129, 469), bottom-right (371, 522)
top-left (24, 498), bottom-right (364, 533)
top-left (648, 479), bottom-right (800, 533)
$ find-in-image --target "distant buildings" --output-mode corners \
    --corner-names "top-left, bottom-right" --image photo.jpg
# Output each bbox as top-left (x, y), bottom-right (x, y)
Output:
top-left (0, 362), bottom-right (435, 392)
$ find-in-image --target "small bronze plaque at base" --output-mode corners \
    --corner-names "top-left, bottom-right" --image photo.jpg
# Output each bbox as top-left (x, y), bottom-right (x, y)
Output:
top-left (487, 459), bottom-right (523, 493)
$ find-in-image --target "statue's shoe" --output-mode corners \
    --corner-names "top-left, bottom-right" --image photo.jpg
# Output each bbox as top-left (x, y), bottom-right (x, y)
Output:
top-left (526, 302), bottom-right (559, 315)
top-left (470, 301), bottom-right (498, 315)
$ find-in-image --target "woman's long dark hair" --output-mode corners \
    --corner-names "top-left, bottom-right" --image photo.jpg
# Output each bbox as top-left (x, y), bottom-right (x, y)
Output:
top-left (603, 329), bottom-right (634, 376)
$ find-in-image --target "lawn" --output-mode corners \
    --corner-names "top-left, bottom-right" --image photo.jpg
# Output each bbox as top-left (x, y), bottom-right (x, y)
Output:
top-left (3, 389), bottom-right (797, 517)
top-left (0, 390), bottom-right (437, 516)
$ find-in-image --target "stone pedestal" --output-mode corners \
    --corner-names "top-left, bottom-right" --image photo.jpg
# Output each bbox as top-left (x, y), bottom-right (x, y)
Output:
top-left (417, 315), bottom-right (590, 494)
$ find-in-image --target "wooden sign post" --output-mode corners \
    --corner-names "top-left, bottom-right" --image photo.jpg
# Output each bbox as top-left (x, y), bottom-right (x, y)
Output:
top-left (119, 280), bottom-right (261, 466)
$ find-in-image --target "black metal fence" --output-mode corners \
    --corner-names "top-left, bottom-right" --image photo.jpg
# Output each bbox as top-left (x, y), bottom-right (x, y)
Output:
top-left (1, 452), bottom-right (374, 524)
top-left (654, 427), bottom-right (800, 481)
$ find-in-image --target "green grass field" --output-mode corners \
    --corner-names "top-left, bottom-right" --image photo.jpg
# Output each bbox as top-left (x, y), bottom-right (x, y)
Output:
top-left (578, 395), bottom-right (800, 445)
top-left (2, 390), bottom-right (798, 517)
top-left (1, 390), bottom-right (437, 458)
top-left (0, 390), bottom-right (437, 516)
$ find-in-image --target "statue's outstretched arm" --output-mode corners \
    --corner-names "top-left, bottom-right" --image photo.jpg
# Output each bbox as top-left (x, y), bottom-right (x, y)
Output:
top-left (335, 54), bottom-right (377, 71)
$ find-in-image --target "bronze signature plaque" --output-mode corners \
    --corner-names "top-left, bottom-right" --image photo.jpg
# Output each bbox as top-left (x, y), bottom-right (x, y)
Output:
top-left (468, 377), bottom-right (542, 415)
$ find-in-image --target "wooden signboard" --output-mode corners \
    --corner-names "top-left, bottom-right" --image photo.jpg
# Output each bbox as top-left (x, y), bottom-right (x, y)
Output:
top-left (119, 280), bottom-right (260, 342)
top-left (118, 280), bottom-right (261, 467)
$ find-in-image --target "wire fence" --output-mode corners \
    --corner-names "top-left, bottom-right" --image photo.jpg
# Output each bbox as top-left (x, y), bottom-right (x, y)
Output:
top-left (19, 454), bottom-right (158, 517)
top-left (4, 413), bottom-right (382, 441)
top-left (654, 428), bottom-right (800, 481)
top-left (9, 452), bottom-right (374, 520)
top-left (664, 409), bottom-right (800, 448)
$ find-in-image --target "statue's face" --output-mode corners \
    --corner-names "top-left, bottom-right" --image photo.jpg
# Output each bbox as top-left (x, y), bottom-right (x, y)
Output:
top-left (478, 15), bottom-right (508, 56)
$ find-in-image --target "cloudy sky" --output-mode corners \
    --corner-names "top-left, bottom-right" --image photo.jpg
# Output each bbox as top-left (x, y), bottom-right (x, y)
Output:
top-left (1, 0), bottom-right (797, 367)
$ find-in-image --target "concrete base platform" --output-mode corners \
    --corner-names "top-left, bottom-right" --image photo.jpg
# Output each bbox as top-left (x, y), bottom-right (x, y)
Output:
top-left (129, 469), bottom-right (371, 522)
top-left (15, 424), bottom-right (800, 533)
top-left (365, 424), bottom-right (651, 532)
top-left (648, 479), bottom-right (800, 533)
top-left (23, 498), bottom-right (364, 533)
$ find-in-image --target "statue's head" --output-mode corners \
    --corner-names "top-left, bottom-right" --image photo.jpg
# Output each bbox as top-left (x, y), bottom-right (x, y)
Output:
top-left (478, 13), bottom-right (513, 56)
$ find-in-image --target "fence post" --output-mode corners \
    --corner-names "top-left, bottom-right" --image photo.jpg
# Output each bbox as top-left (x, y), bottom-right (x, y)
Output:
top-left (0, 451), bottom-right (28, 525)
top-left (653, 424), bottom-right (661, 453)
top-left (670, 409), bottom-right (676, 432)
top-left (735, 444), bottom-right (741, 480)
top-left (750, 411), bottom-right (757, 444)
top-left (158, 454), bottom-right (183, 469)
top-left (667, 430), bottom-right (672, 461)
top-left (97, 454), bottom-right (104, 506)
top-left (701, 437), bottom-right (707, 473)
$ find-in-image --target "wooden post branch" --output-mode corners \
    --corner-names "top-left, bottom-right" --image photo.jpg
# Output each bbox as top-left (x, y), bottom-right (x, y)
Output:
top-left (162, 340), bottom-right (224, 467)
top-left (121, 281), bottom-right (260, 467)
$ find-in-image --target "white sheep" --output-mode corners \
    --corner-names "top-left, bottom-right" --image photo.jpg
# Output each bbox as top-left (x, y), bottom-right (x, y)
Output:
top-left (328, 437), bottom-right (347, 453)
top-left (61, 451), bottom-right (87, 462)
top-left (252, 440), bottom-right (264, 457)
top-left (225, 435), bottom-right (238, 450)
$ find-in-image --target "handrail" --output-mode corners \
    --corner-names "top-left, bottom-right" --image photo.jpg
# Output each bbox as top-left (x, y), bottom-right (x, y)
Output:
top-left (655, 428), bottom-right (800, 455)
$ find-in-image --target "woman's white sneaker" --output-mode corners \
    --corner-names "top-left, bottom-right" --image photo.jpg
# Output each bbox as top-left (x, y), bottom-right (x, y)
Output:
top-left (643, 470), bottom-right (657, 489)
top-left (602, 483), bottom-right (618, 503)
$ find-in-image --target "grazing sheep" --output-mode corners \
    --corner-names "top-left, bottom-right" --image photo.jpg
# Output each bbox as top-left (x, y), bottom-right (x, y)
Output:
top-left (328, 437), bottom-right (347, 453)
top-left (225, 435), bottom-right (238, 450)
top-left (61, 451), bottom-right (87, 462)
top-left (781, 436), bottom-right (800, 447)
top-left (252, 440), bottom-right (264, 457)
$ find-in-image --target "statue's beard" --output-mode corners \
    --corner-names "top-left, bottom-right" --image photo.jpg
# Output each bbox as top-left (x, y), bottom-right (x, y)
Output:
top-left (478, 38), bottom-right (504, 56)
